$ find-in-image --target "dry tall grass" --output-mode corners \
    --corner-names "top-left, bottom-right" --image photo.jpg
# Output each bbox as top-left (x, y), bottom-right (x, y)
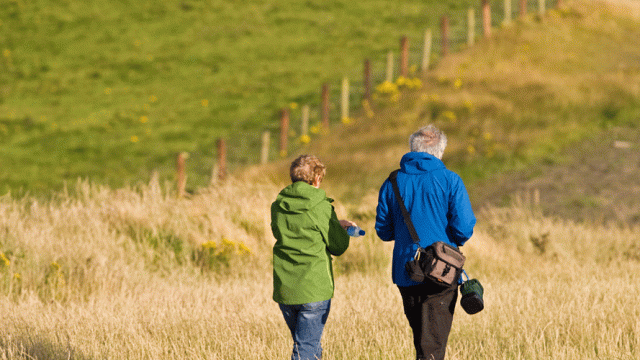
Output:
top-left (1, 178), bottom-right (638, 359)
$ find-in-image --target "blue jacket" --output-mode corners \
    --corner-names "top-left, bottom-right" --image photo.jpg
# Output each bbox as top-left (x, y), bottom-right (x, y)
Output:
top-left (375, 152), bottom-right (476, 287)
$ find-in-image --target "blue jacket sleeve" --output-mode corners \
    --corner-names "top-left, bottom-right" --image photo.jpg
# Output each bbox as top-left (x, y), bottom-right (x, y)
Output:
top-left (375, 179), bottom-right (395, 241)
top-left (446, 176), bottom-right (476, 246)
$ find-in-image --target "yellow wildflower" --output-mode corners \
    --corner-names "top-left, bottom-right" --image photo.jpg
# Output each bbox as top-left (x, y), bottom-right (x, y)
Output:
top-left (289, 102), bottom-right (298, 110)
top-left (442, 110), bottom-right (456, 122)
top-left (309, 125), bottom-right (320, 134)
top-left (201, 99), bottom-right (209, 107)
top-left (237, 243), bottom-right (251, 255)
top-left (130, 135), bottom-right (139, 143)
top-left (0, 252), bottom-right (9, 267)
top-left (279, 150), bottom-right (287, 158)
top-left (454, 79), bottom-right (463, 89)
top-left (467, 145), bottom-right (476, 154)
top-left (483, 132), bottom-right (492, 141)
top-left (149, 95), bottom-right (158, 103)
top-left (341, 117), bottom-right (353, 125)
top-left (396, 76), bottom-right (409, 87)
top-left (376, 81), bottom-right (399, 95)
top-left (299, 135), bottom-right (311, 144)
top-left (202, 241), bottom-right (217, 250)
top-left (413, 78), bottom-right (424, 90)
top-left (2, 49), bottom-right (10, 58)
top-left (14, 273), bottom-right (20, 280)
top-left (142, 103), bottom-right (150, 111)
top-left (104, 88), bottom-right (112, 95)
top-left (139, 116), bottom-right (148, 123)
top-left (463, 100), bottom-right (475, 112)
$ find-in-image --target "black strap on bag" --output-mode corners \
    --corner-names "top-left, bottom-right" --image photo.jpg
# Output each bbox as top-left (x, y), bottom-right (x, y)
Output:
top-left (389, 170), bottom-right (421, 247)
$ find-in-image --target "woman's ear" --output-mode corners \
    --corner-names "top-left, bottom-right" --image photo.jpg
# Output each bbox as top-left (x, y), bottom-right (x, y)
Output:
top-left (312, 174), bottom-right (322, 188)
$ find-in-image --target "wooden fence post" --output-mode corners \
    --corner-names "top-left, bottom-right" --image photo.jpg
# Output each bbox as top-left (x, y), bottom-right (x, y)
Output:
top-left (482, 0), bottom-right (492, 38)
top-left (279, 108), bottom-right (289, 156)
top-left (301, 105), bottom-right (309, 136)
top-left (321, 83), bottom-right (329, 128)
top-left (441, 15), bottom-right (449, 57)
top-left (341, 77), bottom-right (350, 121)
top-left (176, 152), bottom-right (187, 197)
top-left (520, 0), bottom-right (527, 17)
top-left (538, 0), bottom-right (545, 16)
top-left (217, 138), bottom-right (227, 180)
top-left (260, 131), bottom-right (270, 164)
top-left (385, 51), bottom-right (394, 82)
top-left (504, 0), bottom-right (512, 24)
top-left (556, 0), bottom-right (563, 8)
top-left (400, 36), bottom-right (409, 78)
top-left (421, 29), bottom-right (432, 74)
top-left (467, 8), bottom-right (475, 47)
top-left (363, 59), bottom-right (371, 101)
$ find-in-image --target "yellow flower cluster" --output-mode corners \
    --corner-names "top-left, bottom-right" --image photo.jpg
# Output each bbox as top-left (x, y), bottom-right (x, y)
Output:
top-left (374, 81), bottom-right (400, 103)
top-left (441, 110), bottom-right (457, 122)
top-left (0, 252), bottom-right (9, 268)
top-left (341, 117), bottom-right (353, 125)
top-left (396, 76), bottom-right (423, 90)
top-left (202, 238), bottom-right (252, 255)
top-left (299, 134), bottom-right (311, 144)
top-left (375, 81), bottom-right (399, 95)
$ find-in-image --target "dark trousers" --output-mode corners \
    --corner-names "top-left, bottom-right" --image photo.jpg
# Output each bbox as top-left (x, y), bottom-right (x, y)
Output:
top-left (398, 282), bottom-right (458, 360)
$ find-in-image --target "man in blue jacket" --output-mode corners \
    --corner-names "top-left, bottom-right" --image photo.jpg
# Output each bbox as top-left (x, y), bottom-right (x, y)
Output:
top-left (375, 124), bottom-right (476, 360)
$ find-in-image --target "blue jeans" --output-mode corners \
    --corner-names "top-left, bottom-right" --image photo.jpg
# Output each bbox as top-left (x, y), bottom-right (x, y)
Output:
top-left (279, 299), bottom-right (331, 360)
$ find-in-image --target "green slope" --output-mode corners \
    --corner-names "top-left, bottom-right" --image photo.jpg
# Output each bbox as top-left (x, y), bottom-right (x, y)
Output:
top-left (251, 1), bottom-right (640, 224)
top-left (2, 0), bottom-right (513, 195)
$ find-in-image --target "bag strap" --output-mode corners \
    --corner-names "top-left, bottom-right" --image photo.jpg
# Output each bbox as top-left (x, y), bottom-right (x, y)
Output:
top-left (459, 269), bottom-right (469, 285)
top-left (389, 170), bottom-right (422, 246)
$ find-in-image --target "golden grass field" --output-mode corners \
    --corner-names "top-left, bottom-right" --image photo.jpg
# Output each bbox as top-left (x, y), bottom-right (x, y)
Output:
top-left (3, 1), bottom-right (640, 359)
top-left (1, 178), bottom-right (638, 359)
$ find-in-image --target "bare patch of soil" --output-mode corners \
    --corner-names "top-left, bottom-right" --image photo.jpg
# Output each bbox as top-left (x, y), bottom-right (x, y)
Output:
top-left (471, 126), bottom-right (640, 225)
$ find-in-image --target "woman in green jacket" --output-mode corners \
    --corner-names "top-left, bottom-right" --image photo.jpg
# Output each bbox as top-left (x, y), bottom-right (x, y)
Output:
top-left (271, 155), bottom-right (356, 360)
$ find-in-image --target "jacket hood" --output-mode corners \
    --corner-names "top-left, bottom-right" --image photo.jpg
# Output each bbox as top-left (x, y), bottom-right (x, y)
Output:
top-left (273, 181), bottom-right (329, 214)
top-left (400, 152), bottom-right (445, 174)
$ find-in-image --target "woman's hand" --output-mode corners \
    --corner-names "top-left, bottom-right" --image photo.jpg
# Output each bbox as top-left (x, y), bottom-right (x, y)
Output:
top-left (339, 220), bottom-right (356, 230)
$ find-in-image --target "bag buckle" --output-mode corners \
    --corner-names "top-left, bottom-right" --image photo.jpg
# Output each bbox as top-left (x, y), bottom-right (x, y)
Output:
top-left (413, 247), bottom-right (423, 261)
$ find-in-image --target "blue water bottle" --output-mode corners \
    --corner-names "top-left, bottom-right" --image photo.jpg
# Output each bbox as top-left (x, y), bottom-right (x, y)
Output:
top-left (347, 226), bottom-right (365, 237)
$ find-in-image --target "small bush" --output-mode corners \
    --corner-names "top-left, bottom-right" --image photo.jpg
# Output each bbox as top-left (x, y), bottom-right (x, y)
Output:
top-left (192, 238), bottom-right (252, 271)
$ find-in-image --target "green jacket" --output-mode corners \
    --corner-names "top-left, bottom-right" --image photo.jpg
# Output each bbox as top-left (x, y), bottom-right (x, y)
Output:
top-left (271, 181), bottom-right (350, 305)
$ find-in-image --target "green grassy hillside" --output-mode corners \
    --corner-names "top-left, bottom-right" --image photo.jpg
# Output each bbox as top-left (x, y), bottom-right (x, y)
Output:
top-left (1, 0), bottom-right (513, 195)
top-left (251, 0), bottom-right (640, 224)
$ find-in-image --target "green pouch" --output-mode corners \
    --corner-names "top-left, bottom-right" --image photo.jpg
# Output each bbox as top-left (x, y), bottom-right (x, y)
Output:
top-left (460, 273), bottom-right (484, 315)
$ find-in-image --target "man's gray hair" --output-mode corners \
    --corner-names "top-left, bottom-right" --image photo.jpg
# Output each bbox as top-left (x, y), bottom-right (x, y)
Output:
top-left (409, 125), bottom-right (448, 159)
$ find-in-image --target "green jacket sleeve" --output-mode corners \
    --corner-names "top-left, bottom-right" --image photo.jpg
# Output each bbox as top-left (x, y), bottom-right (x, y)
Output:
top-left (314, 200), bottom-right (350, 256)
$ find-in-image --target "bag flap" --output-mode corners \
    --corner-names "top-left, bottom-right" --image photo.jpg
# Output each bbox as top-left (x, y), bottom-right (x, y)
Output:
top-left (433, 242), bottom-right (465, 268)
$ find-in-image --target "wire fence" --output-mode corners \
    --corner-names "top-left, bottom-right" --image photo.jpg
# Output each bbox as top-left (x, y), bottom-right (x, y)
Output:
top-left (151, 0), bottom-right (561, 195)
